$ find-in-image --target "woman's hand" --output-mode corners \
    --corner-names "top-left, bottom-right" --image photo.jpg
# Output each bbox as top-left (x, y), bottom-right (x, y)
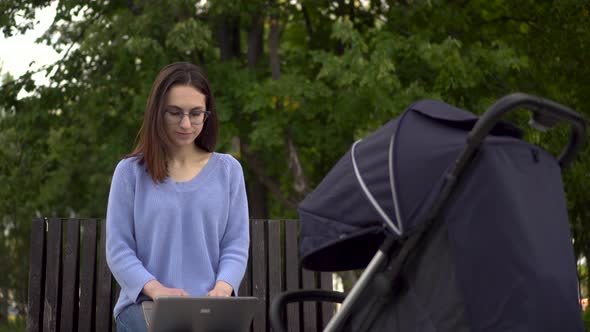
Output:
top-left (207, 280), bottom-right (233, 297)
top-left (142, 279), bottom-right (189, 300)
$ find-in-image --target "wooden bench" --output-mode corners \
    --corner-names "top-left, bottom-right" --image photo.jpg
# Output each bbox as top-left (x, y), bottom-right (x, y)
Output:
top-left (27, 218), bottom-right (335, 332)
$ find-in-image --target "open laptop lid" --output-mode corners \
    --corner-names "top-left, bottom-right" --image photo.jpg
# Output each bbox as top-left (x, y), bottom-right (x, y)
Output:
top-left (146, 296), bottom-right (259, 332)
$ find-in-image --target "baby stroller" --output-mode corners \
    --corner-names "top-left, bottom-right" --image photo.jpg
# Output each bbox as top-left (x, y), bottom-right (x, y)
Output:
top-left (270, 93), bottom-right (586, 331)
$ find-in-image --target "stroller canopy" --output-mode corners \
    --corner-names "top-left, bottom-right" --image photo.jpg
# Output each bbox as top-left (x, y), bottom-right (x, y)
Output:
top-left (297, 99), bottom-right (583, 331)
top-left (299, 100), bottom-right (522, 271)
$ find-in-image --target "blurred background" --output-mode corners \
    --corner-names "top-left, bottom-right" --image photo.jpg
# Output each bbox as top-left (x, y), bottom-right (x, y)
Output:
top-left (1, 0), bottom-right (590, 329)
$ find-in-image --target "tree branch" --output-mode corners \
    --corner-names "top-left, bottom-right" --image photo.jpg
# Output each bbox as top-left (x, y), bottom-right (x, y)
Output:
top-left (52, 20), bottom-right (93, 79)
top-left (286, 126), bottom-right (308, 198)
top-left (471, 16), bottom-right (541, 32)
top-left (1, 10), bottom-right (102, 90)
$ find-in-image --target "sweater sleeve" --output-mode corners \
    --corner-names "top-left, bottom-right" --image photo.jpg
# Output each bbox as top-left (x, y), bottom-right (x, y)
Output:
top-left (216, 157), bottom-right (250, 294)
top-left (105, 159), bottom-right (155, 303)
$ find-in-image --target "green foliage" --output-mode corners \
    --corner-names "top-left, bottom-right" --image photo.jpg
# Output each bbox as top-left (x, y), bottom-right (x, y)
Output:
top-left (1, 0), bottom-right (590, 321)
top-left (0, 319), bottom-right (25, 332)
top-left (583, 307), bottom-right (590, 332)
top-left (166, 19), bottom-right (212, 53)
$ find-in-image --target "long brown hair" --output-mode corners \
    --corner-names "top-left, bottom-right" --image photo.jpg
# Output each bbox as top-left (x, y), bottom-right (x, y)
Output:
top-left (128, 62), bottom-right (218, 182)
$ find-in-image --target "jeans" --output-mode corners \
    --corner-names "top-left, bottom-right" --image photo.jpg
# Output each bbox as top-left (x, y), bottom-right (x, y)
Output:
top-left (116, 303), bottom-right (148, 332)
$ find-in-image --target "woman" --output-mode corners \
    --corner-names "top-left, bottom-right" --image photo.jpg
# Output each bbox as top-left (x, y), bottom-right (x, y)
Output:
top-left (106, 62), bottom-right (250, 332)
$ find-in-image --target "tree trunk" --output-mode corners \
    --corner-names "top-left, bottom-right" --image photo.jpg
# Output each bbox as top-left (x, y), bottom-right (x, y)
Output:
top-left (243, 8), bottom-right (270, 218)
top-left (301, 4), bottom-right (314, 45)
top-left (215, 16), bottom-right (241, 61)
top-left (212, 9), bottom-right (270, 217)
top-left (127, 0), bottom-right (143, 16)
top-left (241, 144), bottom-right (299, 211)
top-left (245, 168), bottom-right (268, 219)
top-left (247, 11), bottom-right (264, 67)
top-left (241, 142), bottom-right (271, 218)
top-left (0, 288), bottom-right (7, 324)
top-left (269, 6), bottom-right (309, 200)
top-left (269, 13), bottom-right (281, 80)
top-left (348, 0), bottom-right (355, 21)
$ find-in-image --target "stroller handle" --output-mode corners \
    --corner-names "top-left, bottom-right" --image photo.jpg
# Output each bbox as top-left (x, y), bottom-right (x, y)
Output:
top-left (468, 92), bottom-right (586, 168)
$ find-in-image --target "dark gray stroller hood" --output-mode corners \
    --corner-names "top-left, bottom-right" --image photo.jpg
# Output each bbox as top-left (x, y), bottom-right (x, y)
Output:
top-left (298, 99), bottom-right (523, 270)
top-left (297, 99), bottom-right (583, 331)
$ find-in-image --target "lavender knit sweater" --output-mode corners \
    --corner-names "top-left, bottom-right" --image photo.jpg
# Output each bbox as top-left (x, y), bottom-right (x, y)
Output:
top-left (106, 153), bottom-right (250, 318)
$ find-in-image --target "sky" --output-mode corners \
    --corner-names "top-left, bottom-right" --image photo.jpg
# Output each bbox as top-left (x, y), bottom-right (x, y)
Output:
top-left (0, 3), bottom-right (60, 86)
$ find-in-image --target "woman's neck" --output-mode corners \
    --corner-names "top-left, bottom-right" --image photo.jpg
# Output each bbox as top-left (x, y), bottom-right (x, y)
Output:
top-left (168, 144), bottom-right (208, 166)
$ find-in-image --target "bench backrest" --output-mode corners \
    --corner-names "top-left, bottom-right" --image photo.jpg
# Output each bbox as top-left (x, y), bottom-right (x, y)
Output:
top-left (27, 218), bottom-right (335, 332)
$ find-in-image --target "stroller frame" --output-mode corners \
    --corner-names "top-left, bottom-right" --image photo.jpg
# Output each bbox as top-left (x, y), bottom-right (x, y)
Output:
top-left (270, 93), bottom-right (586, 332)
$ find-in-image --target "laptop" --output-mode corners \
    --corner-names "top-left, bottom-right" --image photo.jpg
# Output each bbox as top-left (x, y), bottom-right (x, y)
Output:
top-left (143, 296), bottom-right (259, 332)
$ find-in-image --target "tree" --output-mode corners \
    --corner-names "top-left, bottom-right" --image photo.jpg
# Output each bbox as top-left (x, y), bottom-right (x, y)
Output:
top-left (1, 0), bottom-right (590, 317)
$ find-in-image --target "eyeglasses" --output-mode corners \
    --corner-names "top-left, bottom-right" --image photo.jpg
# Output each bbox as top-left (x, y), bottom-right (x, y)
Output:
top-left (164, 108), bottom-right (211, 125)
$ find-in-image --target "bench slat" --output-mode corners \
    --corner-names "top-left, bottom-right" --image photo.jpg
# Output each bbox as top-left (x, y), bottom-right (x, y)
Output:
top-left (268, 220), bottom-right (283, 324)
top-left (285, 220), bottom-right (301, 332)
top-left (251, 219), bottom-right (267, 332)
top-left (320, 272), bottom-right (335, 328)
top-left (239, 218), bottom-right (252, 297)
top-left (238, 247), bottom-right (252, 297)
top-left (27, 218), bottom-right (46, 332)
top-left (302, 268), bottom-right (317, 332)
top-left (44, 219), bottom-right (62, 332)
top-left (96, 219), bottom-right (113, 332)
top-left (60, 219), bottom-right (80, 332)
top-left (78, 219), bottom-right (97, 332)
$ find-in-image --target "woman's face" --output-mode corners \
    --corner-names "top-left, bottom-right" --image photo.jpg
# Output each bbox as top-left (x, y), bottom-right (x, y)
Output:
top-left (163, 85), bottom-right (207, 149)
